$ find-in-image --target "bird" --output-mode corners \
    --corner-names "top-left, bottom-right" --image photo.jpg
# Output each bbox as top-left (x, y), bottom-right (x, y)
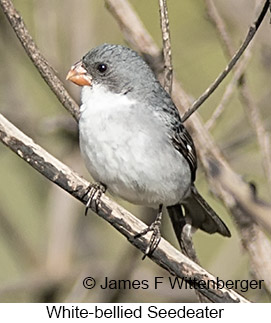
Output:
top-left (66, 43), bottom-right (230, 257)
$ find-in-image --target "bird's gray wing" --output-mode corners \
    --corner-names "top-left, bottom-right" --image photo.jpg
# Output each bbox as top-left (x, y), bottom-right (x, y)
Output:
top-left (171, 122), bottom-right (197, 182)
top-left (151, 86), bottom-right (197, 182)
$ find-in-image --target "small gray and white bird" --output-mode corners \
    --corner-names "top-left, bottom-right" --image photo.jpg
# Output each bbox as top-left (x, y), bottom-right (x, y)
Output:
top-left (67, 44), bottom-right (230, 256)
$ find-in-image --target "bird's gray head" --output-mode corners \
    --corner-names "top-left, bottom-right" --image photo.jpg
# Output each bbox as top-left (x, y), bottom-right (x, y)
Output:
top-left (66, 43), bottom-right (162, 101)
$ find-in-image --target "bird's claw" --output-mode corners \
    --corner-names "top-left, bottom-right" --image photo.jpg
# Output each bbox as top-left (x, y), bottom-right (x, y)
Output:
top-left (135, 205), bottom-right (163, 259)
top-left (135, 223), bottom-right (161, 260)
top-left (84, 183), bottom-right (106, 215)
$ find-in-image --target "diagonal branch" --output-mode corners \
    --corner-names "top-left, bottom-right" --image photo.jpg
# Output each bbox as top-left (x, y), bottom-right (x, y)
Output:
top-left (0, 0), bottom-right (80, 121)
top-left (181, 0), bottom-right (270, 122)
top-left (0, 113), bottom-right (248, 303)
top-left (205, 51), bottom-right (252, 130)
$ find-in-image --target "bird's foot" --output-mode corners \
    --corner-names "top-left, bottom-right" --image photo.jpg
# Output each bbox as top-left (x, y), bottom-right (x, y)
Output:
top-left (135, 205), bottom-right (163, 260)
top-left (84, 183), bottom-right (107, 216)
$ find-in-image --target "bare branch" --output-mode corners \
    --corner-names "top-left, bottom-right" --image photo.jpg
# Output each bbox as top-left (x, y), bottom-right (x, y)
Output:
top-left (205, 51), bottom-right (251, 130)
top-left (0, 0), bottom-right (80, 121)
top-left (239, 81), bottom-right (271, 193)
top-left (105, 0), bottom-right (160, 58)
top-left (0, 113), bottom-right (248, 303)
top-left (158, 0), bottom-right (173, 94)
top-left (204, 0), bottom-right (235, 57)
top-left (181, 0), bottom-right (270, 122)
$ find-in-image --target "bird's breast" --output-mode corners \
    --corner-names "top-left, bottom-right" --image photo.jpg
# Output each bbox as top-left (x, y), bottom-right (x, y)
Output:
top-left (79, 85), bottom-right (191, 206)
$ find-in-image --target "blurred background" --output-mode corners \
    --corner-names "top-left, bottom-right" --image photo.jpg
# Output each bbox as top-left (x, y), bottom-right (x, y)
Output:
top-left (0, 0), bottom-right (270, 302)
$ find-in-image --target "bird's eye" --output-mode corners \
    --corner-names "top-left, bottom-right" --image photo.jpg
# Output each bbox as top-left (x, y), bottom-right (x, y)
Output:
top-left (97, 63), bottom-right (107, 73)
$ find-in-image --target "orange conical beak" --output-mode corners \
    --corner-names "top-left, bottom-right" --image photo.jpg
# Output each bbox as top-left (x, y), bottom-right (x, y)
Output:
top-left (66, 60), bottom-right (92, 86)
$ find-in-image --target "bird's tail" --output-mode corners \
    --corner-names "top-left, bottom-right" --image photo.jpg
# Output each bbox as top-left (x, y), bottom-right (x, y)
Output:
top-left (167, 185), bottom-right (231, 237)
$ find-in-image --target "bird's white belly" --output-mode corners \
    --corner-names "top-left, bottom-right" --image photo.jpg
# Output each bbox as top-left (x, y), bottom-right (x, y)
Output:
top-left (79, 86), bottom-right (191, 207)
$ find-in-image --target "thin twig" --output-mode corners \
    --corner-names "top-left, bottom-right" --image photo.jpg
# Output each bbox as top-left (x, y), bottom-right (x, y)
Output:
top-left (240, 80), bottom-right (271, 192)
top-left (158, 0), bottom-right (173, 94)
top-left (0, 0), bottom-right (80, 121)
top-left (205, 51), bottom-right (251, 130)
top-left (0, 113), bottom-right (248, 303)
top-left (181, 0), bottom-right (270, 122)
top-left (204, 0), bottom-right (235, 57)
